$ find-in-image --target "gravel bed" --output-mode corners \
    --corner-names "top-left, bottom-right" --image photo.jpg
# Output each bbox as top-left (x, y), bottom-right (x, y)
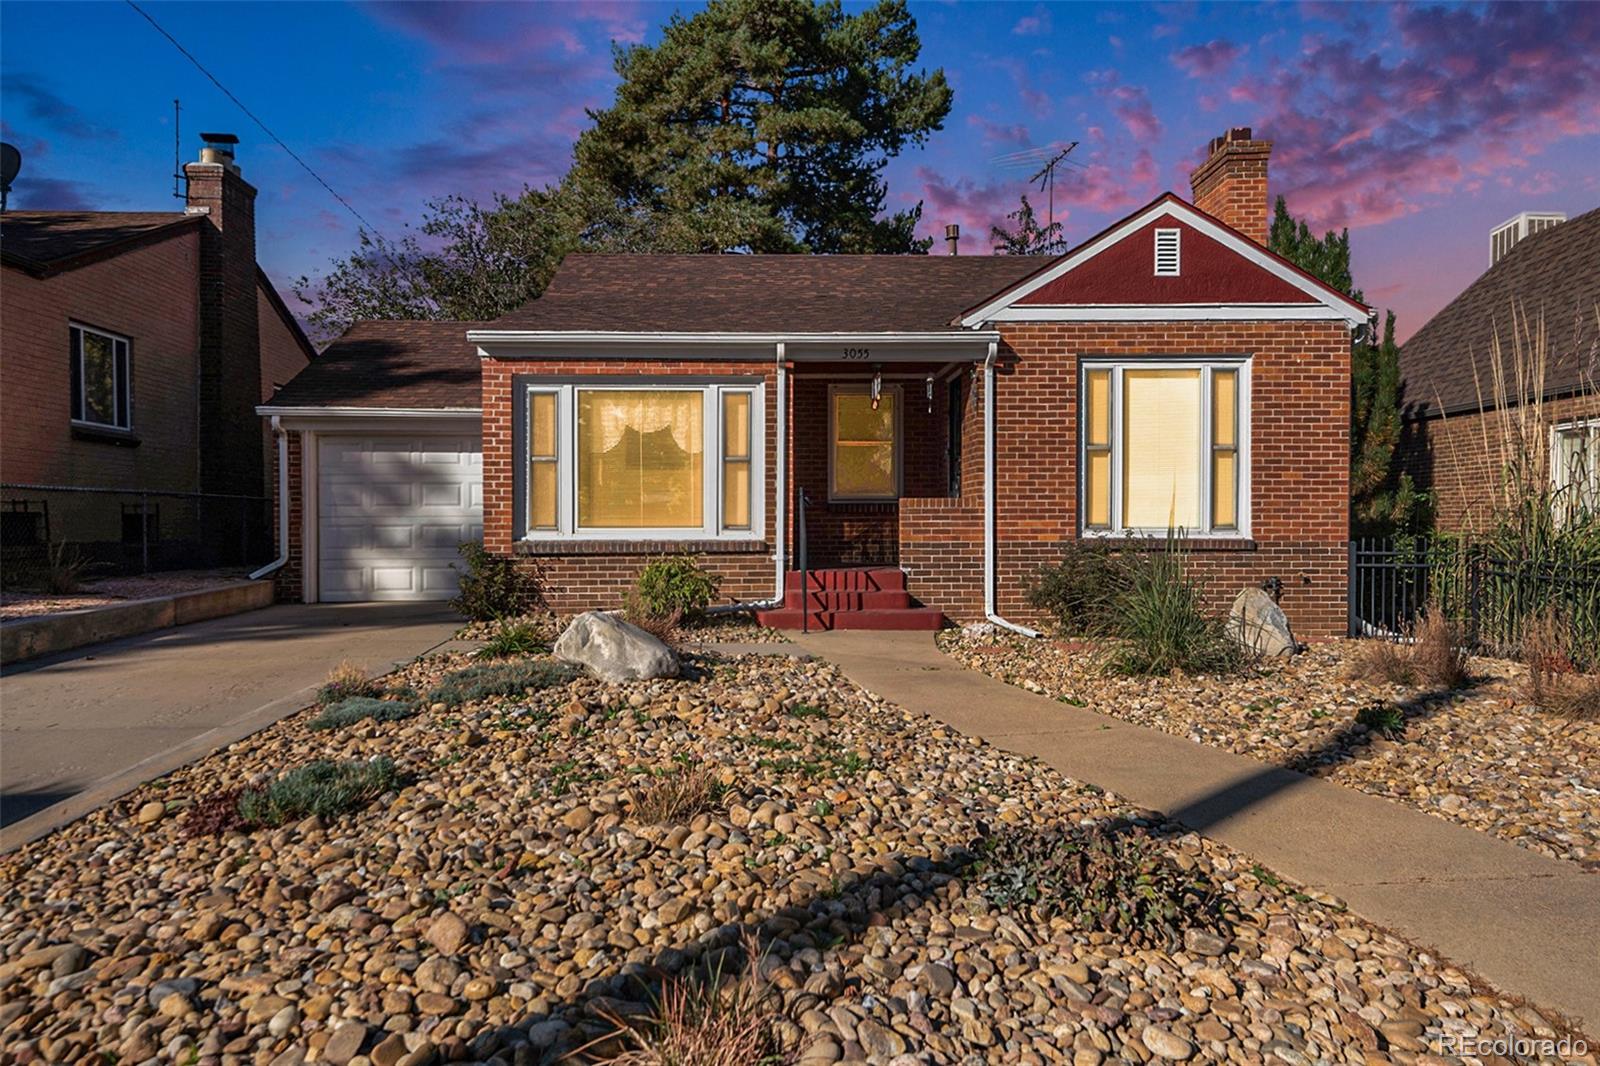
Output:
top-left (458, 611), bottom-right (788, 645)
top-left (940, 629), bottom-right (1600, 874)
top-left (1, 570), bottom-right (253, 621)
top-left (0, 650), bottom-right (1589, 1063)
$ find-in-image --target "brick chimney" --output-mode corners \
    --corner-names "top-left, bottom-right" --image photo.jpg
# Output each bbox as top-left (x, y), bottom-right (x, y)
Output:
top-left (184, 132), bottom-right (264, 501)
top-left (1189, 127), bottom-right (1272, 245)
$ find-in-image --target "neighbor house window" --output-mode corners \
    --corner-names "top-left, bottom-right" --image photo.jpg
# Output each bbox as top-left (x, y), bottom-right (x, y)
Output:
top-left (1551, 419), bottom-right (1598, 518)
top-left (1080, 359), bottom-right (1248, 536)
top-left (830, 385), bottom-right (900, 501)
top-left (522, 381), bottom-right (761, 540)
top-left (70, 323), bottom-right (131, 430)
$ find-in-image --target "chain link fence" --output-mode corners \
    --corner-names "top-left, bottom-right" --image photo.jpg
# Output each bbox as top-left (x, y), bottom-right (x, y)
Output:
top-left (1, 483), bottom-right (272, 589)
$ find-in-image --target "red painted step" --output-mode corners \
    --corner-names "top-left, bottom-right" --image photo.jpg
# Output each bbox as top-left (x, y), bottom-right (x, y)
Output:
top-left (783, 567), bottom-right (907, 593)
top-left (758, 567), bottom-right (942, 631)
top-left (753, 607), bottom-right (945, 631)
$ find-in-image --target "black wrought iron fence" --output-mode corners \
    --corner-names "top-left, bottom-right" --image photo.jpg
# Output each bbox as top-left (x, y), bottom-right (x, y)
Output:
top-left (1349, 535), bottom-right (1600, 666)
top-left (1, 483), bottom-right (271, 589)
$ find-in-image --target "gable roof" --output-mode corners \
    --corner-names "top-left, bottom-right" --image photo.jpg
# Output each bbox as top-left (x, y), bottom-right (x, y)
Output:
top-left (264, 320), bottom-right (487, 410)
top-left (1399, 206), bottom-right (1600, 419)
top-left (1, 211), bottom-right (201, 276)
top-left (489, 254), bottom-right (1042, 334)
top-left (958, 194), bottom-right (1371, 326)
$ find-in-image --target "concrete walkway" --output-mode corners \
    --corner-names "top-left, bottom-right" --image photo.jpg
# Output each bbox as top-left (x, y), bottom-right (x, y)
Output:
top-left (792, 629), bottom-right (1599, 1032)
top-left (0, 602), bottom-right (462, 849)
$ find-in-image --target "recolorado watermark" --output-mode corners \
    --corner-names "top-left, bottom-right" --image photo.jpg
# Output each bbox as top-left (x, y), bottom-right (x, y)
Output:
top-left (1437, 1032), bottom-right (1588, 1059)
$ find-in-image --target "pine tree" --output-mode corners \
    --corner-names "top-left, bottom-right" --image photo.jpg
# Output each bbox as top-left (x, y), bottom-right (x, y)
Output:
top-left (990, 195), bottom-right (1067, 256)
top-left (1267, 196), bottom-right (1424, 534)
top-left (570, 0), bottom-right (951, 253)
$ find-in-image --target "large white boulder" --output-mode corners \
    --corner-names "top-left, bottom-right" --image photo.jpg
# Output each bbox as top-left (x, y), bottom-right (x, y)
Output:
top-left (1227, 587), bottom-right (1297, 657)
top-left (554, 611), bottom-right (680, 682)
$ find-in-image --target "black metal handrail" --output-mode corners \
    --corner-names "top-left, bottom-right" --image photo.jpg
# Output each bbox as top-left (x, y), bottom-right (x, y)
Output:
top-left (797, 487), bottom-right (811, 634)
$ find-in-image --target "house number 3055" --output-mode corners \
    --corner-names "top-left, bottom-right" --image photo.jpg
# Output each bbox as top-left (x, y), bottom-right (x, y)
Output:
top-left (842, 347), bottom-right (871, 360)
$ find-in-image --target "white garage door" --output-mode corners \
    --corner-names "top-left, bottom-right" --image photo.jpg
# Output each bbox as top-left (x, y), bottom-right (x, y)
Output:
top-left (317, 435), bottom-right (483, 602)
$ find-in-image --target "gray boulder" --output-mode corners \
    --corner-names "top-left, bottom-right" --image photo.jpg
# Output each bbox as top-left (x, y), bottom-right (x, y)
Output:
top-left (1228, 587), bottom-right (1297, 657)
top-left (554, 611), bottom-right (680, 682)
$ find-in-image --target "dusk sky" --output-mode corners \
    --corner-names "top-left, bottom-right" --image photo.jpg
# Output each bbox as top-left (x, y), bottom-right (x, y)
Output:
top-left (3, 1), bottom-right (1597, 341)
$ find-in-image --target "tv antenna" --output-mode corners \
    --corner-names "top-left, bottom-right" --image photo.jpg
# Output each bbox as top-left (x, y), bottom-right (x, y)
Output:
top-left (171, 99), bottom-right (184, 200)
top-left (991, 141), bottom-right (1082, 228)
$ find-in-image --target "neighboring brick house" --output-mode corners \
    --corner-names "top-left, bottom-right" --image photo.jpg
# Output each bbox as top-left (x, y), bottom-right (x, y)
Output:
top-left (262, 127), bottom-right (1366, 639)
top-left (1397, 207), bottom-right (1599, 532)
top-left (1, 135), bottom-right (313, 570)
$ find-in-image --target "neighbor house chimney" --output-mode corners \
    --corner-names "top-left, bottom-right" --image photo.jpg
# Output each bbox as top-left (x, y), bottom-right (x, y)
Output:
top-left (945, 223), bottom-right (960, 255)
top-left (1189, 127), bottom-right (1272, 245)
top-left (184, 132), bottom-right (264, 502)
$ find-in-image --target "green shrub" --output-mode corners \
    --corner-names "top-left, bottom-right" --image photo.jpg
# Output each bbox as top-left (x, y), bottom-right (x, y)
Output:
top-left (971, 825), bottom-right (1232, 950)
top-left (309, 696), bottom-right (418, 731)
top-left (633, 555), bottom-right (720, 623)
top-left (427, 659), bottom-right (576, 708)
top-left (1109, 543), bottom-right (1244, 676)
top-left (237, 758), bottom-right (400, 827)
top-left (1026, 543), bottom-right (1120, 635)
top-left (1355, 702), bottom-right (1406, 737)
top-left (451, 542), bottom-right (546, 622)
top-left (475, 619), bottom-right (548, 660)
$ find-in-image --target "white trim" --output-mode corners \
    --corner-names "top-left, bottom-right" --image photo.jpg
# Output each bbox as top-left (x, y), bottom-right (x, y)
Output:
top-left (959, 197), bottom-right (1369, 327)
top-left (468, 330), bottom-right (1001, 345)
top-left (256, 406), bottom-right (480, 418)
top-left (521, 380), bottom-right (766, 544)
top-left (70, 321), bottom-right (133, 431)
top-left (1077, 357), bottom-right (1252, 539)
top-left (469, 330), bottom-right (999, 364)
top-left (984, 304), bottom-right (1356, 323)
top-left (826, 383), bottom-right (904, 503)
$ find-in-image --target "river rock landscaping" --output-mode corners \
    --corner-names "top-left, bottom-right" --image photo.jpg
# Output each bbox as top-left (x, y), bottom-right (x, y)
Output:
top-left (1, 646), bottom-right (1590, 1064)
top-left (940, 629), bottom-right (1600, 874)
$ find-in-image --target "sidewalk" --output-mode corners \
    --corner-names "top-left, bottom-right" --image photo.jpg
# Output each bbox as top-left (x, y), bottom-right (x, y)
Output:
top-left (792, 629), bottom-right (1599, 1032)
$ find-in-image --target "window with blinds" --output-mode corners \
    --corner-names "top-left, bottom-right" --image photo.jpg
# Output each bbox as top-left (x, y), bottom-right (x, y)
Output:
top-left (1081, 361), bottom-right (1246, 536)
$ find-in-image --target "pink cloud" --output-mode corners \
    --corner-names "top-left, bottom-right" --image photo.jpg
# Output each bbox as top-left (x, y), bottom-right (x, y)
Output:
top-left (1012, 7), bottom-right (1051, 36)
top-left (966, 115), bottom-right (1033, 150)
top-left (1171, 39), bottom-right (1243, 78)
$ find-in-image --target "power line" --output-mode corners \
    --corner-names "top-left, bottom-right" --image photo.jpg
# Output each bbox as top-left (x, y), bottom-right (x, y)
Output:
top-left (125, 0), bottom-right (381, 235)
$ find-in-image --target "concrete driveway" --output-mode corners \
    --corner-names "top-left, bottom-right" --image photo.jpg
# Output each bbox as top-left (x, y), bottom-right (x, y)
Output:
top-left (0, 602), bottom-right (463, 848)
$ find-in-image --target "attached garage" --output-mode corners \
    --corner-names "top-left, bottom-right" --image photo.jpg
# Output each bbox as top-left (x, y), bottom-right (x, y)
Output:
top-left (315, 434), bottom-right (482, 601)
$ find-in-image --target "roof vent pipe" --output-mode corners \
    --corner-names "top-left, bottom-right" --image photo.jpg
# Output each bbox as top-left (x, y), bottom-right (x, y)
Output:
top-left (945, 223), bottom-right (960, 256)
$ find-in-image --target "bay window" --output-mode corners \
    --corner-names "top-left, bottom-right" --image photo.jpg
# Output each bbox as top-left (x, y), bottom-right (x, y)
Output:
top-left (1080, 359), bottom-right (1249, 536)
top-left (520, 380), bottom-right (761, 540)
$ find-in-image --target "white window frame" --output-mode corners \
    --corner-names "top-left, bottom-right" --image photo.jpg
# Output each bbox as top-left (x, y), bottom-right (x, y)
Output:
top-left (521, 381), bottom-right (764, 542)
top-left (69, 322), bottom-right (133, 431)
top-left (1154, 228), bottom-right (1181, 277)
top-left (1078, 357), bottom-right (1251, 539)
top-left (1549, 418), bottom-right (1599, 515)
top-left (827, 383), bottom-right (904, 503)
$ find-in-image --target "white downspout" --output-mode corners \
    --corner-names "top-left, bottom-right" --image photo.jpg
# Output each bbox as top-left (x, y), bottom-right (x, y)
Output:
top-left (713, 341), bottom-right (787, 612)
top-left (983, 342), bottom-right (1039, 637)
top-left (249, 415), bottom-right (290, 580)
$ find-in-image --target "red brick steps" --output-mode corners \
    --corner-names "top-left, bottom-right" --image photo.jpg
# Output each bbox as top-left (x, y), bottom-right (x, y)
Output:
top-left (755, 567), bottom-right (945, 631)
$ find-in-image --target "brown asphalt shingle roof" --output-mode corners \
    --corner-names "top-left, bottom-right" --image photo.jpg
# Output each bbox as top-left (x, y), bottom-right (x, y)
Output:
top-left (1400, 206), bottom-right (1600, 418)
top-left (1, 211), bottom-right (199, 275)
top-left (491, 253), bottom-right (1045, 333)
top-left (265, 320), bottom-right (487, 410)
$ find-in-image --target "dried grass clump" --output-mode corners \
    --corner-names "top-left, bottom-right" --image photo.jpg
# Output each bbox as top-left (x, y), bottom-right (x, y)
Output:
top-left (622, 590), bottom-right (683, 645)
top-left (1522, 610), bottom-right (1600, 721)
top-left (632, 766), bottom-right (723, 825)
top-left (1348, 639), bottom-right (1416, 686)
top-left (317, 659), bottom-right (379, 706)
top-left (1347, 609), bottom-right (1470, 690)
top-left (591, 934), bottom-right (787, 1066)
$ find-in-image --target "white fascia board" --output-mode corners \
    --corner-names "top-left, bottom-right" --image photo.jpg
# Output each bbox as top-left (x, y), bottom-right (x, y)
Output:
top-left (960, 198), bottom-right (1369, 328)
top-left (256, 406), bottom-right (481, 418)
top-left (468, 330), bottom-right (1002, 362)
top-left (985, 304), bottom-right (1357, 323)
top-left (255, 406), bottom-right (483, 433)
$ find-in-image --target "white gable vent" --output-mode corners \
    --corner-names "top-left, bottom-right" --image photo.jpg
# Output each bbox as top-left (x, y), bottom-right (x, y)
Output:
top-left (1154, 228), bottom-right (1181, 276)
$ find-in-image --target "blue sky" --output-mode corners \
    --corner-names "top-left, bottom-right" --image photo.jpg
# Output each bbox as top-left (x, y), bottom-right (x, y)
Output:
top-left (3, 1), bottom-right (1597, 340)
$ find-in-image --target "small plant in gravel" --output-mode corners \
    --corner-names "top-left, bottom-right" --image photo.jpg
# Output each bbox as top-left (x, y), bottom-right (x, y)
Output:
top-left (633, 555), bottom-right (721, 623)
top-left (1027, 542), bottom-right (1121, 635)
top-left (475, 618), bottom-right (548, 660)
top-left (452, 541), bottom-right (547, 621)
top-left (237, 757), bottom-right (401, 827)
top-left (427, 659), bottom-right (576, 708)
top-left (622, 589), bottom-right (684, 644)
top-left (182, 787), bottom-right (248, 837)
top-left (1109, 543), bottom-right (1245, 677)
top-left (1355, 702), bottom-right (1406, 738)
top-left (317, 659), bottom-right (379, 706)
top-left (309, 696), bottom-right (418, 731)
top-left (632, 766), bottom-right (724, 824)
top-left (1348, 638), bottom-right (1416, 685)
top-left (971, 824), bottom-right (1232, 950)
top-left (1521, 609), bottom-right (1600, 720)
top-left (1409, 610), bottom-right (1471, 689)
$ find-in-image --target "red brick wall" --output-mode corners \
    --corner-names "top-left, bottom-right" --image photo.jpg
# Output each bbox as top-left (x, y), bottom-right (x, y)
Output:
top-left (1188, 131), bottom-right (1272, 245)
top-left (0, 233), bottom-right (203, 493)
top-left (1399, 391), bottom-right (1600, 532)
top-left (899, 497), bottom-right (985, 620)
top-left (481, 357), bottom-right (784, 611)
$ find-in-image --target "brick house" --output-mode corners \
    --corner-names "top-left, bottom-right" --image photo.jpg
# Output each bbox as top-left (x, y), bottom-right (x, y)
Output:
top-left (1397, 207), bottom-right (1598, 531)
top-left (1, 134), bottom-right (314, 570)
top-left (262, 128), bottom-right (1366, 639)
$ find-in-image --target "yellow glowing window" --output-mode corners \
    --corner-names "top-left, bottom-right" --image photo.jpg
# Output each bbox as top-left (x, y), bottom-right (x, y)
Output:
top-left (1211, 369), bottom-right (1238, 530)
top-left (527, 391), bottom-right (559, 530)
top-left (577, 390), bottom-right (703, 529)
top-left (832, 389), bottom-right (897, 499)
top-left (1083, 369), bottom-right (1112, 529)
top-left (722, 391), bottom-right (752, 530)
